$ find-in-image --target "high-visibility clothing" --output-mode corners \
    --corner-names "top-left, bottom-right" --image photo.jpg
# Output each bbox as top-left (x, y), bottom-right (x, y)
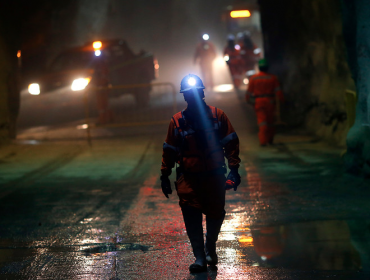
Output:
top-left (246, 71), bottom-right (283, 145)
top-left (194, 42), bottom-right (217, 65)
top-left (161, 105), bottom-right (240, 175)
top-left (194, 42), bottom-right (216, 88)
top-left (92, 59), bottom-right (109, 87)
top-left (161, 105), bottom-right (240, 217)
top-left (176, 172), bottom-right (226, 219)
top-left (223, 46), bottom-right (241, 66)
top-left (200, 64), bottom-right (214, 89)
top-left (91, 58), bottom-right (113, 124)
top-left (224, 46), bottom-right (244, 87)
top-left (240, 44), bottom-right (260, 72)
top-left (240, 47), bottom-right (258, 72)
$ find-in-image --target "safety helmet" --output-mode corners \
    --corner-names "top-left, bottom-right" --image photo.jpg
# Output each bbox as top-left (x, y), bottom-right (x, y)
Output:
top-left (180, 74), bottom-right (205, 93)
top-left (227, 34), bottom-right (235, 41)
top-left (258, 58), bottom-right (268, 68)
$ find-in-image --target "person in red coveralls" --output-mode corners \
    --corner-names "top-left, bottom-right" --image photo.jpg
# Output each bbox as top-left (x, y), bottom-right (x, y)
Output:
top-left (160, 74), bottom-right (241, 273)
top-left (194, 34), bottom-right (217, 89)
top-left (237, 31), bottom-right (261, 73)
top-left (223, 34), bottom-right (244, 88)
top-left (246, 59), bottom-right (284, 146)
top-left (92, 53), bottom-right (113, 124)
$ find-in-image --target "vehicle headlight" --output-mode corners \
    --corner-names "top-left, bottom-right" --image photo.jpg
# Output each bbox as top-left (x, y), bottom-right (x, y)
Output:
top-left (224, 55), bottom-right (230, 62)
top-left (71, 78), bottom-right (90, 91)
top-left (28, 83), bottom-right (40, 95)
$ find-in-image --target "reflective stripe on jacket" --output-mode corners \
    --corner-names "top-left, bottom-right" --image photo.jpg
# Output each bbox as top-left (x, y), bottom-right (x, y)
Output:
top-left (246, 71), bottom-right (284, 103)
top-left (161, 105), bottom-right (240, 175)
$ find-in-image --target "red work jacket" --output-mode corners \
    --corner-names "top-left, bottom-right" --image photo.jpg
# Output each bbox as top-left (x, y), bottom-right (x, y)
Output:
top-left (223, 46), bottom-right (242, 66)
top-left (246, 71), bottom-right (284, 106)
top-left (161, 105), bottom-right (240, 175)
top-left (194, 42), bottom-right (217, 66)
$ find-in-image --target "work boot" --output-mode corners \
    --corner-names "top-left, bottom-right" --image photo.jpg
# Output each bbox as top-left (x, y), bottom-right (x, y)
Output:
top-left (181, 205), bottom-right (207, 273)
top-left (205, 210), bottom-right (225, 265)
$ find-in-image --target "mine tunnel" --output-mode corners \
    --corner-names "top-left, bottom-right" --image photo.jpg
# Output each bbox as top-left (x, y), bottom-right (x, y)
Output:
top-left (0, 0), bottom-right (369, 279)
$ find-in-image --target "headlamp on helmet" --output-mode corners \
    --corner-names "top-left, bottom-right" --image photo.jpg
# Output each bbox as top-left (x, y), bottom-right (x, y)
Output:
top-left (180, 74), bottom-right (205, 93)
top-left (188, 77), bottom-right (196, 86)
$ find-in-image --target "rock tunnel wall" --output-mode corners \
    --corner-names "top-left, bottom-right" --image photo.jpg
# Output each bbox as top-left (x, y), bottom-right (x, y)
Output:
top-left (341, 0), bottom-right (370, 176)
top-left (258, 0), bottom-right (354, 146)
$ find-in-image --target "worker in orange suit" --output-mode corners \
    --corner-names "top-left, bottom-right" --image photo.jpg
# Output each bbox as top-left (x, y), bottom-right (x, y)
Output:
top-left (160, 74), bottom-right (241, 273)
top-left (194, 34), bottom-right (217, 89)
top-left (246, 59), bottom-right (284, 146)
top-left (223, 34), bottom-right (244, 88)
top-left (92, 53), bottom-right (113, 124)
top-left (237, 31), bottom-right (261, 73)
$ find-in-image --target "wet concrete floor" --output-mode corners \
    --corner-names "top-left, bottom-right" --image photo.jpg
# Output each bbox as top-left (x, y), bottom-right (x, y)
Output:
top-left (1, 89), bottom-right (370, 279)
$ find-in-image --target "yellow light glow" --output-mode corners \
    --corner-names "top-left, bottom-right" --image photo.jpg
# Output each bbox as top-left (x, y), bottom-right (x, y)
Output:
top-left (77, 124), bottom-right (89, 130)
top-left (214, 84), bottom-right (233, 92)
top-left (230, 10), bottom-right (251, 18)
top-left (17, 50), bottom-right (21, 58)
top-left (28, 83), bottom-right (40, 95)
top-left (93, 41), bottom-right (102, 49)
top-left (239, 236), bottom-right (253, 243)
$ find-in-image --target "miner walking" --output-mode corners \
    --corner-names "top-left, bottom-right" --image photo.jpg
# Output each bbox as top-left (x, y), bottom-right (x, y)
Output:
top-left (246, 59), bottom-right (284, 146)
top-left (160, 74), bottom-right (241, 273)
top-left (194, 34), bottom-right (217, 90)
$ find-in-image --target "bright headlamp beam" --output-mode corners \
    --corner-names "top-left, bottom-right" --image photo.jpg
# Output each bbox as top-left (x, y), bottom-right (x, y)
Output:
top-left (202, 34), bottom-right (209, 41)
top-left (95, 50), bottom-right (101, 56)
top-left (230, 10), bottom-right (251, 18)
top-left (188, 77), bottom-right (196, 86)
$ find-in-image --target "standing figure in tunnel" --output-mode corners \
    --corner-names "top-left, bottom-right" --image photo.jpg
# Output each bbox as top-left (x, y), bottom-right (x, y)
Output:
top-left (246, 59), bottom-right (284, 146)
top-left (91, 52), bottom-right (113, 124)
top-left (223, 34), bottom-right (244, 89)
top-left (160, 74), bottom-right (241, 273)
top-left (237, 31), bottom-right (261, 73)
top-left (194, 34), bottom-right (217, 90)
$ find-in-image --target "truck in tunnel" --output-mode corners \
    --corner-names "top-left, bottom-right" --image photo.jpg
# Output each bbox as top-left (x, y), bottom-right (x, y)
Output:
top-left (222, 2), bottom-right (263, 88)
top-left (24, 39), bottom-right (157, 107)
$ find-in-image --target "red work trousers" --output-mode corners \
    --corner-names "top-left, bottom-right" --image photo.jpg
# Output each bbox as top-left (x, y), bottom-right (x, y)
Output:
top-left (254, 99), bottom-right (276, 145)
top-left (176, 172), bottom-right (226, 219)
top-left (228, 64), bottom-right (243, 88)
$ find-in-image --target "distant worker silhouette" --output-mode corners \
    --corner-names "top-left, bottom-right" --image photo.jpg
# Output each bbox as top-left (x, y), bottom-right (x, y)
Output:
top-left (194, 34), bottom-right (217, 90)
top-left (246, 59), bottom-right (284, 146)
top-left (91, 52), bottom-right (113, 124)
top-left (237, 31), bottom-right (261, 73)
top-left (223, 34), bottom-right (244, 88)
top-left (161, 74), bottom-right (241, 273)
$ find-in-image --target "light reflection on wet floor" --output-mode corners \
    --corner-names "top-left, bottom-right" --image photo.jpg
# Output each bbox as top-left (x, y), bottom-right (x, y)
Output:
top-left (1, 169), bottom-right (369, 280)
top-left (2, 91), bottom-right (370, 279)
